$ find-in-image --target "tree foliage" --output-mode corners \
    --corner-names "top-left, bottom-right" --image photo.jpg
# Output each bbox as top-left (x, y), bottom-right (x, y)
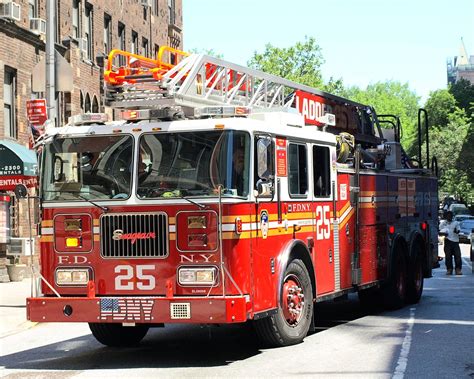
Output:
top-left (248, 36), bottom-right (325, 89)
top-left (449, 78), bottom-right (474, 118)
top-left (424, 89), bottom-right (457, 128)
top-left (345, 81), bottom-right (420, 152)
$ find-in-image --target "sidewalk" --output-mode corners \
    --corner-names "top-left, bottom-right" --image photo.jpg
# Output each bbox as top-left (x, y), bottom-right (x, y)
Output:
top-left (0, 278), bottom-right (37, 338)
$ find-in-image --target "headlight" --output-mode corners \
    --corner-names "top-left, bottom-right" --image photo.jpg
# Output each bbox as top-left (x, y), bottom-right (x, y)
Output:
top-left (178, 267), bottom-right (217, 286)
top-left (56, 269), bottom-right (90, 285)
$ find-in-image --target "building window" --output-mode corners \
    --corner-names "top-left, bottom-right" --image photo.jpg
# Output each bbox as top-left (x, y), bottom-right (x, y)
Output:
top-left (131, 31), bottom-right (138, 54)
top-left (84, 3), bottom-right (93, 61)
top-left (142, 37), bottom-right (149, 58)
top-left (118, 22), bottom-right (125, 65)
top-left (72, 0), bottom-right (80, 38)
top-left (288, 143), bottom-right (308, 197)
top-left (84, 93), bottom-right (91, 113)
top-left (313, 145), bottom-right (331, 197)
top-left (154, 44), bottom-right (160, 59)
top-left (28, 0), bottom-right (37, 19)
top-left (92, 96), bottom-right (99, 113)
top-left (104, 13), bottom-right (112, 55)
top-left (3, 67), bottom-right (17, 139)
top-left (168, 0), bottom-right (175, 25)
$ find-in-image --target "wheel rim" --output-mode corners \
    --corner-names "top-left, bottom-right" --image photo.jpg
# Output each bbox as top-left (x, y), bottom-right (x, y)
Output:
top-left (282, 274), bottom-right (305, 326)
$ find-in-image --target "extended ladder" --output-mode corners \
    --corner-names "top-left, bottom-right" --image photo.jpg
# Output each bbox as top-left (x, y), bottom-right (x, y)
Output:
top-left (104, 46), bottom-right (365, 115)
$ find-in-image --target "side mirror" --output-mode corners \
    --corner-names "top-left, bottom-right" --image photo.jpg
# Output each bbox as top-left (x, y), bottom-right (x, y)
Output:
top-left (14, 184), bottom-right (28, 199)
top-left (256, 179), bottom-right (273, 197)
top-left (256, 138), bottom-right (273, 180)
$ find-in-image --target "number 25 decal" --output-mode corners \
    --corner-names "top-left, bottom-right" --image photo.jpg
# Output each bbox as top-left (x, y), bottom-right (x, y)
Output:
top-left (316, 205), bottom-right (331, 240)
top-left (115, 265), bottom-right (156, 290)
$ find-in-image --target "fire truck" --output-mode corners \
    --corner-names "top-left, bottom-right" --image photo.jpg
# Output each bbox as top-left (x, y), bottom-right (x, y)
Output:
top-left (26, 46), bottom-right (439, 347)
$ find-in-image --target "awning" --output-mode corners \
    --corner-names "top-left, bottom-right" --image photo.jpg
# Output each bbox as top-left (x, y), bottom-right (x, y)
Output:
top-left (0, 140), bottom-right (38, 191)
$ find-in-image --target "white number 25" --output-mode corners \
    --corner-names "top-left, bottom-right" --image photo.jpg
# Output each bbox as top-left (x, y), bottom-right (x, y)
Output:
top-left (114, 265), bottom-right (156, 291)
top-left (316, 205), bottom-right (331, 240)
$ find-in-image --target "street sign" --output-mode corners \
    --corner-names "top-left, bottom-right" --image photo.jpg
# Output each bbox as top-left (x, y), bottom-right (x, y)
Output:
top-left (31, 49), bottom-right (73, 92)
top-left (26, 99), bottom-right (47, 127)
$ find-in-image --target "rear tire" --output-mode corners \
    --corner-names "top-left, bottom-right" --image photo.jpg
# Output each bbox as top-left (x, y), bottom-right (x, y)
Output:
top-left (406, 250), bottom-right (424, 304)
top-left (254, 259), bottom-right (313, 347)
top-left (383, 249), bottom-right (407, 310)
top-left (89, 323), bottom-right (149, 347)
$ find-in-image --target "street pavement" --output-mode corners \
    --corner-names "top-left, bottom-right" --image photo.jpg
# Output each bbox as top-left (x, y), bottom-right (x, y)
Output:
top-left (0, 244), bottom-right (473, 378)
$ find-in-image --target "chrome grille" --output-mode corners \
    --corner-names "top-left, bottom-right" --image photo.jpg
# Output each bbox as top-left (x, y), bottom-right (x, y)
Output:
top-left (100, 213), bottom-right (168, 258)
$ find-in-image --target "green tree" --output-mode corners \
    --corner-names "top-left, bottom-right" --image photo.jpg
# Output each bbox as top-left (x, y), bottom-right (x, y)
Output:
top-left (345, 81), bottom-right (420, 152)
top-left (248, 36), bottom-right (325, 89)
top-left (424, 89), bottom-right (457, 128)
top-left (449, 78), bottom-right (474, 118)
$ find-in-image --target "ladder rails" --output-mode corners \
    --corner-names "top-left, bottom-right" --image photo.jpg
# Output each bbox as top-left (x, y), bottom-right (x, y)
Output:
top-left (103, 46), bottom-right (354, 114)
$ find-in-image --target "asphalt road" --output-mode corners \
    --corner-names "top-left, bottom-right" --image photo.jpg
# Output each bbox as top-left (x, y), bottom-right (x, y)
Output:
top-left (1, 244), bottom-right (473, 378)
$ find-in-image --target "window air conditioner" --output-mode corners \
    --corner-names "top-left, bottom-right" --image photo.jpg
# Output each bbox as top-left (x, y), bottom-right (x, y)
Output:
top-left (140, 0), bottom-right (152, 7)
top-left (0, 1), bottom-right (21, 22)
top-left (30, 18), bottom-right (46, 35)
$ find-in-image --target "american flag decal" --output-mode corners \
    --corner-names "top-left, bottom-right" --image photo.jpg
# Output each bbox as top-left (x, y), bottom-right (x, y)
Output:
top-left (99, 298), bottom-right (154, 321)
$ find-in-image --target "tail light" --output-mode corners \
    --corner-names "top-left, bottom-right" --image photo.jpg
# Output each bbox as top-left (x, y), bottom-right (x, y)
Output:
top-left (54, 215), bottom-right (93, 252)
top-left (176, 211), bottom-right (218, 252)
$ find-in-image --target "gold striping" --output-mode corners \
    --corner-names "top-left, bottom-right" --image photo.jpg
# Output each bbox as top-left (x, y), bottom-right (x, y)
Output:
top-left (40, 235), bottom-right (53, 242)
top-left (41, 220), bottom-right (53, 227)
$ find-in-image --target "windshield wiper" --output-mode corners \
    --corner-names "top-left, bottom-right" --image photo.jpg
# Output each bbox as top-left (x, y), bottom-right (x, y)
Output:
top-left (78, 195), bottom-right (108, 212)
top-left (179, 194), bottom-right (207, 210)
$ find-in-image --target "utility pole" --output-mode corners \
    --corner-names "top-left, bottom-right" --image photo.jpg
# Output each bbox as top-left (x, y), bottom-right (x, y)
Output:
top-left (45, 0), bottom-right (56, 125)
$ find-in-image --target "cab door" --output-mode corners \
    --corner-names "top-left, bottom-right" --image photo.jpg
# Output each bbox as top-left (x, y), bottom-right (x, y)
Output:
top-left (311, 144), bottom-right (335, 295)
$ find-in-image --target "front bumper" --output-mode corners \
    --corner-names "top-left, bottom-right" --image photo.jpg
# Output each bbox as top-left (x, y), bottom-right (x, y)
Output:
top-left (27, 295), bottom-right (249, 324)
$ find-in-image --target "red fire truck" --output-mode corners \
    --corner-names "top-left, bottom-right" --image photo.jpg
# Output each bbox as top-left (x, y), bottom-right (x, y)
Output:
top-left (26, 47), bottom-right (439, 347)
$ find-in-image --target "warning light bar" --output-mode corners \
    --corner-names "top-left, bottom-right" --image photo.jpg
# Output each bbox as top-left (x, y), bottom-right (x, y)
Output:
top-left (194, 106), bottom-right (250, 119)
top-left (121, 107), bottom-right (182, 121)
top-left (68, 113), bottom-right (108, 126)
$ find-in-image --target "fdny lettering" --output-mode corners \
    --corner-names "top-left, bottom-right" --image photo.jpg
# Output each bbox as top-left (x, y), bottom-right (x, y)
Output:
top-left (99, 298), bottom-right (154, 321)
top-left (180, 254), bottom-right (215, 263)
top-left (58, 255), bottom-right (88, 264)
top-left (112, 229), bottom-right (156, 244)
top-left (287, 203), bottom-right (311, 213)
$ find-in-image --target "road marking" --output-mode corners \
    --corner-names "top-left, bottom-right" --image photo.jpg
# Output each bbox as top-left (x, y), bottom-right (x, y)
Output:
top-left (392, 307), bottom-right (416, 379)
top-left (462, 257), bottom-right (472, 270)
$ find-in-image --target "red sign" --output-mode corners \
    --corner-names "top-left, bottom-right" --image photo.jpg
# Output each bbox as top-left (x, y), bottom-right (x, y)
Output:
top-left (0, 175), bottom-right (38, 191)
top-left (295, 90), bottom-right (332, 126)
top-left (26, 99), bottom-right (47, 127)
top-left (276, 138), bottom-right (287, 177)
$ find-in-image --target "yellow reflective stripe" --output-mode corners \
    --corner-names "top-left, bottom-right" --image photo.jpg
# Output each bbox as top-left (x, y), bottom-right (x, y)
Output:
top-left (40, 235), bottom-right (53, 242)
top-left (41, 220), bottom-right (53, 227)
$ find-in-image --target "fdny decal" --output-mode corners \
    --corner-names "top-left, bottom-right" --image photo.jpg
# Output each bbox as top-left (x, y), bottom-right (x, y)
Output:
top-left (99, 298), bottom-right (154, 321)
top-left (260, 210), bottom-right (269, 239)
top-left (112, 229), bottom-right (156, 244)
top-left (287, 203), bottom-right (311, 213)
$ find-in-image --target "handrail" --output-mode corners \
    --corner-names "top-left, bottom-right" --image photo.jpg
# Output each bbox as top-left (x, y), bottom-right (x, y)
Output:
top-left (104, 46), bottom-right (190, 86)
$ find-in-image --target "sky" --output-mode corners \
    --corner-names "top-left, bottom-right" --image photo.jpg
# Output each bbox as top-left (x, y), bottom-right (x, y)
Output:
top-left (182, 0), bottom-right (474, 104)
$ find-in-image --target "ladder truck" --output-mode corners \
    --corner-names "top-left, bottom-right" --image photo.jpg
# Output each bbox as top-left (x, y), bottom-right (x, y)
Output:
top-left (25, 46), bottom-right (439, 347)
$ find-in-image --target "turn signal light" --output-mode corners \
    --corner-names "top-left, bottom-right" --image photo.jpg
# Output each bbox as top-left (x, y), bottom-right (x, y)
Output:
top-left (56, 269), bottom-right (90, 285)
top-left (178, 267), bottom-right (217, 286)
top-left (65, 237), bottom-right (80, 247)
top-left (388, 225), bottom-right (395, 234)
top-left (421, 222), bottom-right (427, 231)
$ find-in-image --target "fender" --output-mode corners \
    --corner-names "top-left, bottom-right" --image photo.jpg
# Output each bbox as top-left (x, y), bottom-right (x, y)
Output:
top-left (276, 239), bottom-right (316, 304)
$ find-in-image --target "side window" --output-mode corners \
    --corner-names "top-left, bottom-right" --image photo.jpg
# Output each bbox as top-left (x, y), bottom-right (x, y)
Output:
top-left (288, 143), bottom-right (308, 197)
top-left (313, 145), bottom-right (331, 197)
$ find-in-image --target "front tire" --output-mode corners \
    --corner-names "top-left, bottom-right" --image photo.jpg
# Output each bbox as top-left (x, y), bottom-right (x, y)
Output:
top-left (89, 323), bottom-right (149, 347)
top-left (254, 259), bottom-right (313, 347)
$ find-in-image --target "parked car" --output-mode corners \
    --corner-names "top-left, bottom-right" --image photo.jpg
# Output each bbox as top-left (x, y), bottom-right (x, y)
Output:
top-left (449, 203), bottom-right (470, 217)
top-left (454, 214), bottom-right (474, 223)
top-left (458, 219), bottom-right (474, 244)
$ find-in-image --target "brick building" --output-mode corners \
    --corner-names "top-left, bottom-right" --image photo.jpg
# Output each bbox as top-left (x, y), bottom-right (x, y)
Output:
top-left (0, 0), bottom-right (182, 271)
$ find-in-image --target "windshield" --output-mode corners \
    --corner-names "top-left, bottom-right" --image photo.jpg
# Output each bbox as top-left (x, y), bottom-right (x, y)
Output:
top-left (42, 135), bottom-right (133, 201)
top-left (137, 130), bottom-right (250, 198)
